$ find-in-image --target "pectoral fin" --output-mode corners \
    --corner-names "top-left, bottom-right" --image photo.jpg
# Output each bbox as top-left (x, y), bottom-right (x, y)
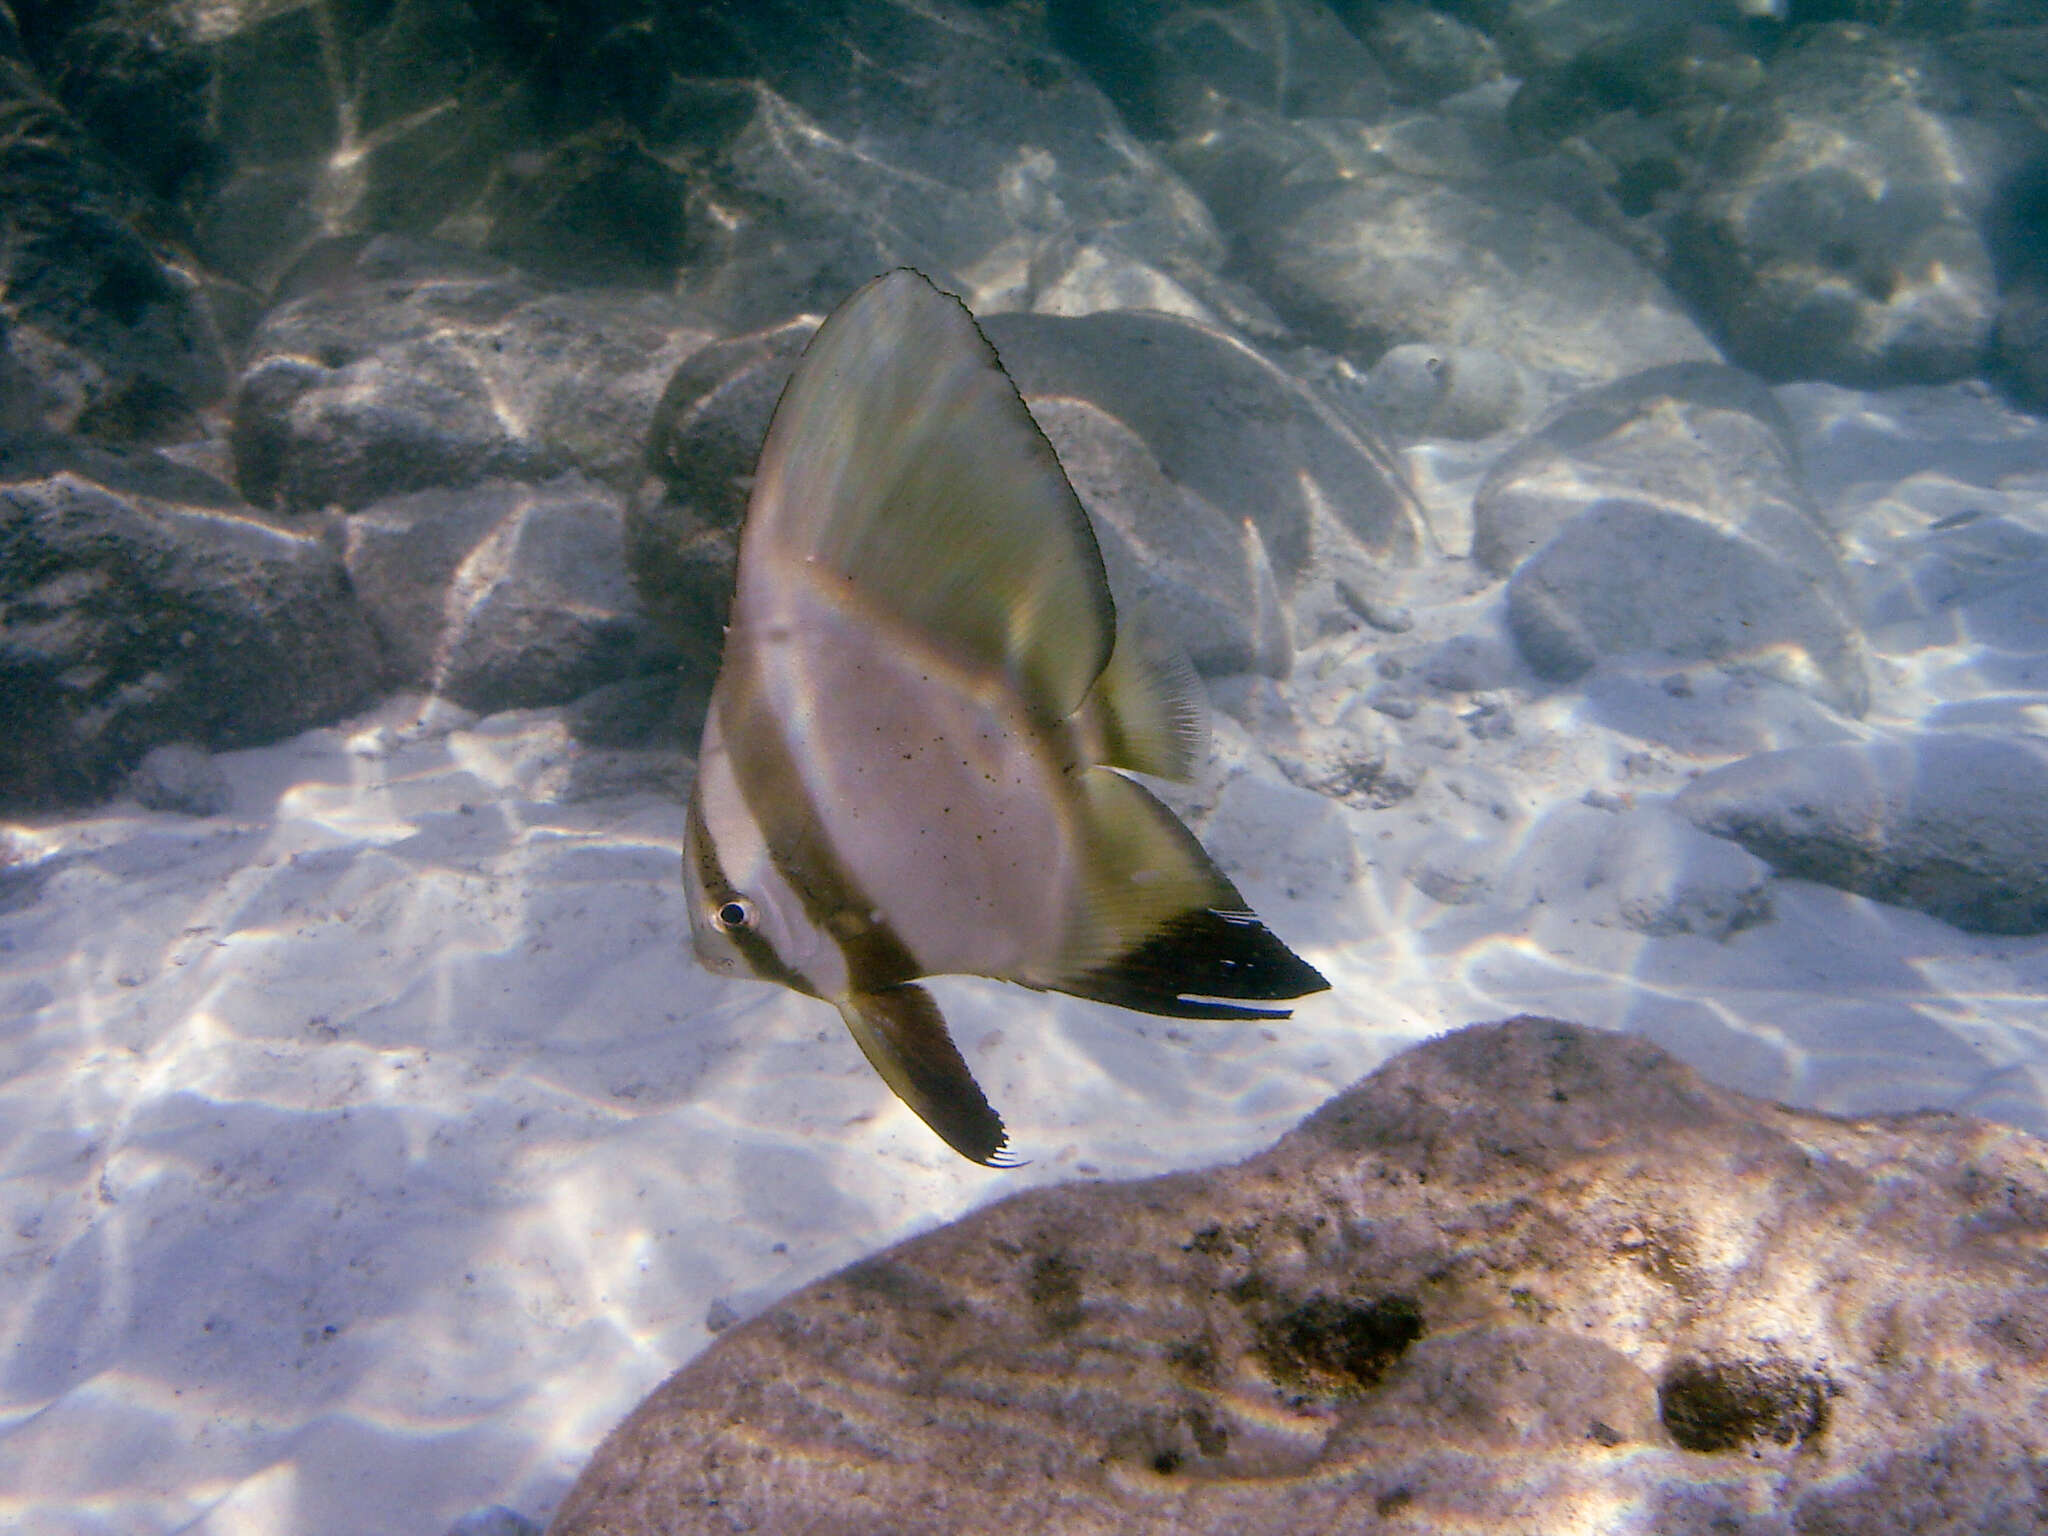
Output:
top-left (1076, 616), bottom-right (1207, 781)
top-left (836, 985), bottom-right (1015, 1166)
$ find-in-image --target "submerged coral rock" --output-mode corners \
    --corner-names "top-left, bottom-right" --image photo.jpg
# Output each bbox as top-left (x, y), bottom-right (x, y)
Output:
top-left (550, 1018), bottom-right (2048, 1536)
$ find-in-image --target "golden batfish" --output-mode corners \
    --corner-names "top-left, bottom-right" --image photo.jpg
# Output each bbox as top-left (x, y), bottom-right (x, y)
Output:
top-left (683, 268), bottom-right (1328, 1164)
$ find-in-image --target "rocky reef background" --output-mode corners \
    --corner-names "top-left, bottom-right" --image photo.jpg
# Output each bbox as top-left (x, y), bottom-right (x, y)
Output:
top-left (4, 0), bottom-right (2048, 828)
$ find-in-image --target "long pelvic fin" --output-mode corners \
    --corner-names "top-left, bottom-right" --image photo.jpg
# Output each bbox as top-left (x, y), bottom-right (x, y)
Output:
top-left (836, 985), bottom-right (1015, 1166)
top-left (742, 268), bottom-right (1116, 723)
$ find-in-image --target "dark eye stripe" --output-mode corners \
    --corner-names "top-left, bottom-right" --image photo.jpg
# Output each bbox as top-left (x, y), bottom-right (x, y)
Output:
top-left (716, 628), bottom-right (922, 993)
top-left (686, 789), bottom-right (811, 994)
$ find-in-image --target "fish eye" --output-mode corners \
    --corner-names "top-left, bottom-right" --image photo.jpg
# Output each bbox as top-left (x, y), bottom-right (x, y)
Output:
top-left (713, 897), bottom-right (755, 932)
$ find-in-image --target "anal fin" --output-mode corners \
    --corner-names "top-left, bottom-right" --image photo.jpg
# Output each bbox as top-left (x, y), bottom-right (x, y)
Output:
top-left (836, 985), bottom-right (1016, 1166)
top-left (1049, 768), bottom-right (1330, 1019)
top-left (1062, 906), bottom-right (1330, 1020)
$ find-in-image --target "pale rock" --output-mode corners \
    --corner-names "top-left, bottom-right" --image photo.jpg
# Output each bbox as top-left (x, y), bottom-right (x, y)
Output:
top-left (1476, 364), bottom-right (1871, 715)
top-left (126, 743), bottom-right (232, 818)
top-left (1033, 398), bottom-right (1291, 678)
top-left (1675, 731), bottom-right (2048, 934)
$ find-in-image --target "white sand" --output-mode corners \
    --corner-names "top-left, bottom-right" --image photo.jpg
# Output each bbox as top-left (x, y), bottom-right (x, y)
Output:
top-left (5, 381), bottom-right (2047, 1536)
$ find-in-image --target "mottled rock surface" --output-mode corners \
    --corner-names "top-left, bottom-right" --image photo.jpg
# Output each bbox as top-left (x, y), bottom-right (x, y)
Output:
top-left (1666, 26), bottom-right (2002, 387)
top-left (551, 1018), bottom-right (2048, 1536)
top-left (0, 436), bottom-right (380, 809)
top-left (1246, 173), bottom-right (1720, 399)
top-left (0, 43), bottom-right (228, 439)
top-left (233, 237), bottom-right (713, 512)
top-left (344, 474), bottom-right (666, 715)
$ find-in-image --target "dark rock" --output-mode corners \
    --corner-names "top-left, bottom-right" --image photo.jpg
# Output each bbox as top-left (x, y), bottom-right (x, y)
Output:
top-left (0, 436), bottom-right (380, 809)
top-left (232, 236), bottom-right (712, 511)
top-left (550, 1018), bottom-right (2048, 1536)
top-left (480, 129), bottom-right (690, 289)
top-left (1986, 152), bottom-right (2048, 408)
top-left (630, 316), bottom-right (816, 682)
top-left (1666, 25), bottom-right (2001, 386)
top-left (344, 474), bottom-right (667, 715)
top-left (24, 0), bottom-right (219, 206)
top-left (1335, 2), bottom-right (1505, 105)
top-left (1431, 0), bottom-right (1746, 75)
top-left (1054, 0), bottom-right (1393, 138)
top-left (0, 48), bottom-right (229, 440)
top-left (1675, 731), bottom-right (2048, 934)
top-left (194, 0), bottom-right (522, 289)
top-left (1504, 20), bottom-right (1766, 150)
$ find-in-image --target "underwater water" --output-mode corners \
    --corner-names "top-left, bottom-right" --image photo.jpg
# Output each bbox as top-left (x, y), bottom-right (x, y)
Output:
top-left (4, 1), bottom-right (2048, 1533)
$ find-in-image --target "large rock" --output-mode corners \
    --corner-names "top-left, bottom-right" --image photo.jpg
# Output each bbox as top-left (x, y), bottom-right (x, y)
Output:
top-left (1031, 398), bottom-right (1292, 677)
top-left (665, 0), bottom-right (1227, 328)
top-left (980, 306), bottom-right (1428, 620)
top-left (1334, 3), bottom-right (1504, 105)
top-left (550, 1017), bottom-right (2048, 1536)
top-left (0, 46), bottom-right (229, 440)
top-left (1050, 0), bottom-right (1393, 139)
top-left (344, 474), bottom-right (668, 715)
top-left (1675, 731), bottom-right (2048, 935)
top-left (1986, 151), bottom-right (2048, 408)
top-left (1243, 172), bottom-right (1719, 402)
top-left (1473, 362), bottom-right (1805, 574)
top-left (0, 436), bottom-right (380, 809)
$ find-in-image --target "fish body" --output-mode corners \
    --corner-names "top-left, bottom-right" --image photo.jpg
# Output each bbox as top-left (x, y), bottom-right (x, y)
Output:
top-left (684, 269), bottom-right (1327, 1163)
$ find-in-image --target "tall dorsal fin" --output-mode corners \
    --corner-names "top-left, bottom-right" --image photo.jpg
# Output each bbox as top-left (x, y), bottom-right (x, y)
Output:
top-left (740, 268), bottom-right (1115, 723)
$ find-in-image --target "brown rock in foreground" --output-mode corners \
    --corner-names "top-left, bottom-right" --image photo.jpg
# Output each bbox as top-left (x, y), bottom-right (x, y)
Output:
top-left (550, 1019), bottom-right (2048, 1536)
